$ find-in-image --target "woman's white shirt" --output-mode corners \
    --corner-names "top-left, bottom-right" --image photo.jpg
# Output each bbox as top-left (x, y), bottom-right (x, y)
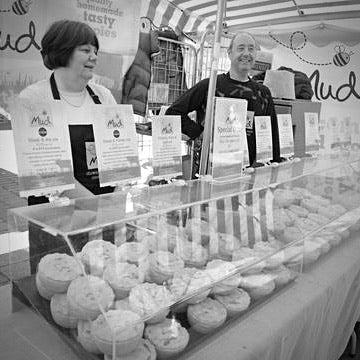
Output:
top-left (19, 78), bottom-right (117, 124)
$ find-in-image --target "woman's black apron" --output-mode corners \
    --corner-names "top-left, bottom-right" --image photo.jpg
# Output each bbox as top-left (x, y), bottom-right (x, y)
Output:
top-left (27, 74), bottom-right (114, 273)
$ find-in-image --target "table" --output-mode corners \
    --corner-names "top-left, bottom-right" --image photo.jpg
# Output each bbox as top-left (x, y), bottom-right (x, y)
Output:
top-left (1, 234), bottom-right (360, 360)
top-left (180, 234), bottom-right (360, 360)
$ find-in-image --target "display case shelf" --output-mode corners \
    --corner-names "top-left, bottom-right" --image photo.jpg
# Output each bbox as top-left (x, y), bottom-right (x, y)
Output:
top-left (6, 152), bottom-right (360, 360)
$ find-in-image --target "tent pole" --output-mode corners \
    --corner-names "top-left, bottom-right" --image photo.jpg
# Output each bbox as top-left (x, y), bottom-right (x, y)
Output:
top-left (199, 0), bottom-right (226, 176)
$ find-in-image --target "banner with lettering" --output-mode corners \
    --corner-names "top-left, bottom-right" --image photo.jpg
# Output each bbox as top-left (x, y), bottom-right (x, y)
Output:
top-left (265, 30), bottom-right (359, 152)
top-left (0, 0), bottom-right (141, 125)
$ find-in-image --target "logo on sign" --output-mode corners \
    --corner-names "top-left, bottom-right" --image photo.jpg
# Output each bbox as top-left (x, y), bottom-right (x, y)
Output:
top-left (38, 127), bottom-right (47, 137)
top-left (161, 122), bottom-right (173, 134)
top-left (30, 110), bottom-right (53, 127)
top-left (107, 114), bottom-right (124, 129)
top-left (1, 0), bottom-right (33, 16)
top-left (246, 111), bottom-right (254, 130)
top-left (113, 129), bottom-right (120, 138)
top-left (225, 105), bottom-right (240, 125)
top-left (333, 45), bottom-right (354, 67)
top-left (260, 119), bottom-right (267, 130)
top-left (85, 142), bottom-right (97, 170)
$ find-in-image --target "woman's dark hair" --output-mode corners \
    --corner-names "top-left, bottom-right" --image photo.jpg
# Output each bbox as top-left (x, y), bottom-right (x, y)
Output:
top-left (40, 20), bottom-right (99, 70)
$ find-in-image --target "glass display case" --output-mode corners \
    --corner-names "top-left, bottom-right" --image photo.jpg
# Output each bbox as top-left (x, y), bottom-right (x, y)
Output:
top-left (6, 151), bottom-right (360, 360)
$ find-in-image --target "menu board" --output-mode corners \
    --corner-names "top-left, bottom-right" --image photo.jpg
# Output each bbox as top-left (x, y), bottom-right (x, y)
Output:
top-left (254, 116), bottom-right (272, 162)
top-left (11, 99), bottom-right (74, 197)
top-left (304, 112), bottom-right (320, 154)
top-left (92, 105), bottom-right (141, 187)
top-left (151, 115), bottom-right (182, 179)
top-left (277, 113), bottom-right (294, 158)
top-left (211, 97), bottom-right (248, 180)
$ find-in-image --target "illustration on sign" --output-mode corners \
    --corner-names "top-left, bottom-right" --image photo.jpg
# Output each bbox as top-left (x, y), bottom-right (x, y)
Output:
top-left (269, 31), bottom-right (354, 67)
top-left (1, 0), bottom-right (33, 15)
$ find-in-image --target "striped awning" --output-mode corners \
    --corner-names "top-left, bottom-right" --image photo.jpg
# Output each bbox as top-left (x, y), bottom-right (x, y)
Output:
top-left (142, 0), bottom-right (360, 37)
top-left (142, 0), bottom-right (213, 35)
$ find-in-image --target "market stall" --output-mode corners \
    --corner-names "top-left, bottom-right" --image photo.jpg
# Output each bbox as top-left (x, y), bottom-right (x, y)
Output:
top-left (1, 1), bottom-right (360, 360)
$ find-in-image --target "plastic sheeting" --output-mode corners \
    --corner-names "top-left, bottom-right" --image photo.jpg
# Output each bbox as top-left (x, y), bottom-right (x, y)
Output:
top-left (183, 234), bottom-right (360, 360)
top-left (2, 234), bottom-right (360, 359)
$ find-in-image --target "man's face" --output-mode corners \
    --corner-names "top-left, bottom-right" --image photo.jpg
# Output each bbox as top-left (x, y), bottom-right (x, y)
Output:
top-left (228, 33), bottom-right (257, 72)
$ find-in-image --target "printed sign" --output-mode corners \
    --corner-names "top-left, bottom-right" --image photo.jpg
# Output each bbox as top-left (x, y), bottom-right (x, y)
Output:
top-left (251, 50), bottom-right (273, 75)
top-left (211, 97), bottom-right (248, 180)
top-left (304, 112), bottom-right (320, 154)
top-left (254, 116), bottom-right (273, 162)
top-left (92, 104), bottom-right (141, 187)
top-left (351, 118), bottom-right (360, 147)
top-left (339, 116), bottom-right (351, 148)
top-left (85, 141), bottom-right (98, 170)
top-left (324, 116), bottom-right (342, 150)
top-left (151, 115), bottom-right (182, 179)
top-left (277, 113), bottom-right (294, 158)
top-left (263, 70), bottom-right (295, 100)
top-left (10, 99), bottom-right (74, 197)
top-left (246, 111), bottom-right (254, 131)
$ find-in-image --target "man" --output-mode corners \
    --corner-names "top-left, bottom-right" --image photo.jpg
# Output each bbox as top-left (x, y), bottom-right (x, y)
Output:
top-left (165, 31), bottom-right (280, 177)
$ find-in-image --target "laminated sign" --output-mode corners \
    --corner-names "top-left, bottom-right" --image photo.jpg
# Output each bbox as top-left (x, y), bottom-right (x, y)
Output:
top-left (10, 99), bottom-right (75, 197)
top-left (254, 116), bottom-right (273, 163)
top-left (277, 113), bottom-right (294, 158)
top-left (304, 112), bottom-right (320, 155)
top-left (92, 104), bottom-right (141, 187)
top-left (151, 115), bottom-right (182, 179)
top-left (211, 97), bottom-right (248, 180)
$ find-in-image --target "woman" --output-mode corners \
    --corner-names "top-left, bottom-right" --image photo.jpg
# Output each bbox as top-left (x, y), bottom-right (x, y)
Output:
top-left (20, 19), bottom-right (116, 198)
top-left (19, 20), bottom-right (117, 272)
